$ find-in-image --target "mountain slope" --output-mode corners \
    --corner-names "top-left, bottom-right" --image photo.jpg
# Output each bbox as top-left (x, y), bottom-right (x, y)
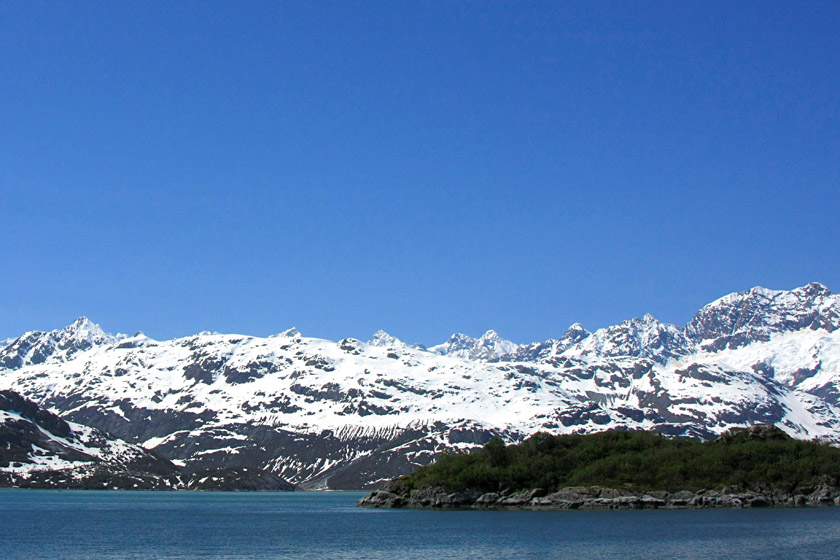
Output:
top-left (0, 389), bottom-right (180, 489)
top-left (0, 390), bottom-right (297, 490)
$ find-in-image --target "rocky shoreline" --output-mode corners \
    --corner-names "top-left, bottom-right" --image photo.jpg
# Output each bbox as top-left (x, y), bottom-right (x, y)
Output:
top-left (358, 481), bottom-right (840, 510)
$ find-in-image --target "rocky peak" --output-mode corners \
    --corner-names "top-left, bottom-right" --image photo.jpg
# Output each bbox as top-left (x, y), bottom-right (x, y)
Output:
top-left (368, 330), bottom-right (404, 348)
top-left (429, 333), bottom-right (477, 357)
top-left (500, 323), bottom-right (592, 363)
top-left (60, 317), bottom-right (116, 348)
top-left (0, 317), bottom-right (119, 370)
top-left (796, 282), bottom-right (831, 297)
top-left (477, 329), bottom-right (518, 352)
top-left (567, 314), bottom-right (692, 364)
top-left (563, 323), bottom-right (590, 339)
top-left (430, 330), bottom-right (518, 361)
top-left (468, 330), bottom-right (518, 361)
top-left (67, 316), bottom-right (97, 332)
top-left (498, 339), bottom-right (556, 363)
top-left (685, 283), bottom-right (840, 351)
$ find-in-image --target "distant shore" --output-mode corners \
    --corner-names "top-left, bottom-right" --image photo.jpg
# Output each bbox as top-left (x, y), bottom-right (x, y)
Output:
top-left (0, 466), bottom-right (297, 492)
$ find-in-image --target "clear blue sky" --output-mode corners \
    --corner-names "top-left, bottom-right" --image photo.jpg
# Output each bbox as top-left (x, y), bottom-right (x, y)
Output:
top-left (1, 1), bottom-right (838, 345)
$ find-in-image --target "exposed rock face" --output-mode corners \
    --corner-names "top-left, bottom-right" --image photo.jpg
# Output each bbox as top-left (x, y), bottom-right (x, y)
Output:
top-left (0, 390), bottom-right (72, 439)
top-left (1, 283), bottom-right (839, 489)
top-left (358, 483), bottom-right (840, 510)
top-left (685, 283), bottom-right (840, 350)
top-left (0, 389), bottom-right (181, 489)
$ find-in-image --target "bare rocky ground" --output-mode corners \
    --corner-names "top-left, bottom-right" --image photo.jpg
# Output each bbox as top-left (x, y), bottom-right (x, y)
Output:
top-left (359, 481), bottom-right (840, 510)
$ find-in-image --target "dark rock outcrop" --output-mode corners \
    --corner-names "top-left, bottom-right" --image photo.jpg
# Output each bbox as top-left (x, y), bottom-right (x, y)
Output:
top-left (358, 483), bottom-right (840, 510)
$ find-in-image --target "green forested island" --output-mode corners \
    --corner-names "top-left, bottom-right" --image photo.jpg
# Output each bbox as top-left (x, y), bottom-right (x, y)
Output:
top-left (359, 425), bottom-right (840, 510)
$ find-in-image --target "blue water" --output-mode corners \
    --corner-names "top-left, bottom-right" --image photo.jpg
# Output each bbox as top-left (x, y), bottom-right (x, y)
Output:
top-left (2, 490), bottom-right (839, 559)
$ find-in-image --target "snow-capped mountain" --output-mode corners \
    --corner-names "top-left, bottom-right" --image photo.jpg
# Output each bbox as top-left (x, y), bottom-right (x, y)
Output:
top-left (0, 325), bottom-right (574, 489)
top-left (1, 282), bottom-right (839, 490)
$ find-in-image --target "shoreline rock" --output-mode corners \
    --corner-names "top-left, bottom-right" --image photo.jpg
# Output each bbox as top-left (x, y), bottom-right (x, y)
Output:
top-left (358, 482), bottom-right (840, 510)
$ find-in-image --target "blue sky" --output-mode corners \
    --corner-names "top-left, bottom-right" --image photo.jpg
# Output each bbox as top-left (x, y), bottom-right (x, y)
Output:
top-left (1, 1), bottom-right (838, 345)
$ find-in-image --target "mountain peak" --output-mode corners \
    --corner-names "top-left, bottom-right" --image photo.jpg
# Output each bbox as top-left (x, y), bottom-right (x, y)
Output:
top-left (277, 327), bottom-right (301, 338)
top-left (429, 330), bottom-right (517, 361)
top-left (66, 316), bottom-right (103, 334)
top-left (749, 286), bottom-right (782, 299)
top-left (686, 282), bottom-right (840, 350)
top-left (708, 285), bottom-right (781, 308)
top-left (797, 282), bottom-right (831, 297)
top-left (368, 330), bottom-right (403, 347)
top-left (448, 332), bottom-right (475, 343)
top-left (566, 313), bottom-right (690, 364)
top-left (479, 329), bottom-right (501, 341)
top-left (61, 317), bottom-right (115, 345)
top-left (0, 317), bottom-right (117, 369)
top-left (560, 323), bottom-right (591, 345)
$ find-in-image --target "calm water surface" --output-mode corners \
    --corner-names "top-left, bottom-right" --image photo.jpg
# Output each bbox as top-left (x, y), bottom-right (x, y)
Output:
top-left (2, 489), bottom-right (839, 559)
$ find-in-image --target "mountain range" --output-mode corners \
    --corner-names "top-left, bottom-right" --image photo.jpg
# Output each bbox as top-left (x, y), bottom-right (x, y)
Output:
top-left (1, 282), bottom-right (839, 489)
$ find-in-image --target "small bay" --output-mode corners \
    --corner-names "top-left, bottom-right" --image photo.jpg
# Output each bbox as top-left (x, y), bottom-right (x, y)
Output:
top-left (2, 489), bottom-right (839, 559)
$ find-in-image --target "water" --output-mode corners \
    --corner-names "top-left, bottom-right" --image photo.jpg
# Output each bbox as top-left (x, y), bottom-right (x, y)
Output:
top-left (2, 490), bottom-right (839, 559)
